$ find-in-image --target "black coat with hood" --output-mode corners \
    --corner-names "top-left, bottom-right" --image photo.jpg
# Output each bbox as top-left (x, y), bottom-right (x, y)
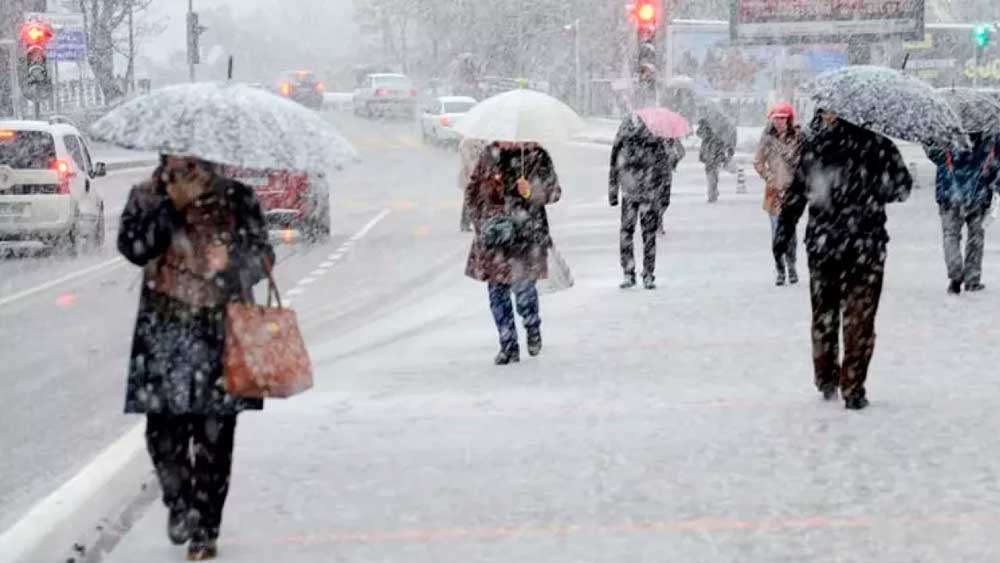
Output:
top-left (609, 116), bottom-right (685, 208)
top-left (775, 113), bottom-right (913, 269)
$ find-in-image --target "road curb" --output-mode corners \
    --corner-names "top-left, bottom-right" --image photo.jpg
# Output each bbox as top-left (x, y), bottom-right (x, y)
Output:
top-left (0, 422), bottom-right (157, 563)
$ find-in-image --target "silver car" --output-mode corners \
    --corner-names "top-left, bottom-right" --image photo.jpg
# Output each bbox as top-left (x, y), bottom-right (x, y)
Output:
top-left (419, 96), bottom-right (477, 146)
top-left (0, 120), bottom-right (107, 253)
top-left (353, 73), bottom-right (418, 118)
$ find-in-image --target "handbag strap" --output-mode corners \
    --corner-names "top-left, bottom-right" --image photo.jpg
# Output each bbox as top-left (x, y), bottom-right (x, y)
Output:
top-left (262, 255), bottom-right (282, 309)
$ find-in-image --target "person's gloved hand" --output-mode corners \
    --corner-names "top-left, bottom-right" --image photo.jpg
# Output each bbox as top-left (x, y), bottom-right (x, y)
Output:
top-left (609, 194), bottom-right (619, 207)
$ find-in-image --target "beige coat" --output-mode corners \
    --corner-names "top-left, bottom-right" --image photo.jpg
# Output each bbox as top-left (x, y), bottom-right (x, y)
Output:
top-left (754, 125), bottom-right (803, 215)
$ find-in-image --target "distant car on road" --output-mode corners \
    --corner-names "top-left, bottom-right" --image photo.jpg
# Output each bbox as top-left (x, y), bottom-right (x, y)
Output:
top-left (419, 96), bottom-right (477, 145)
top-left (0, 119), bottom-right (107, 254)
top-left (353, 73), bottom-right (417, 118)
top-left (222, 166), bottom-right (330, 242)
top-left (275, 70), bottom-right (325, 110)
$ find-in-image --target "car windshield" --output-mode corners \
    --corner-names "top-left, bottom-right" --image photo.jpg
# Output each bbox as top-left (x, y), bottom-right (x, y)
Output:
top-left (288, 72), bottom-right (317, 87)
top-left (443, 101), bottom-right (476, 113)
top-left (0, 130), bottom-right (56, 170)
top-left (373, 76), bottom-right (410, 88)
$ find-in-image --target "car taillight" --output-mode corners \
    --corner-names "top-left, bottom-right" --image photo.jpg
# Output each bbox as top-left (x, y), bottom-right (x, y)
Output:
top-left (279, 82), bottom-right (292, 97)
top-left (315, 81), bottom-right (326, 92)
top-left (375, 88), bottom-right (386, 97)
top-left (50, 158), bottom-right (71, 194)
top-left (409, 89), bottom-right (417, 97)
top-left (439, 115), bottom-right (451, 127)
top-left (0, 130), bottom-right (15, 141)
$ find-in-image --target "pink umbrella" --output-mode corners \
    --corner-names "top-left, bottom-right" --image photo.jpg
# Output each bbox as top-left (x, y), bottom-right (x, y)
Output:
top-left (635, 107), bottom-right (690, 139)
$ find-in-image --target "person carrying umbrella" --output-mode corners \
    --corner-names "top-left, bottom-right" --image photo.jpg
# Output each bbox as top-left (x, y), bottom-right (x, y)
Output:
top-left (775, 109), bottom-right (913, 410)
top-left (926, 89), bottom-right (1000, 294)
top-left (117, 155), bottom-right (275, 560)
top-left (464, 142), bottom-right (562, 364)
top-left (754, 101), bottom-right (804, 286)
top-left (454, 88), bottom-right (580, 365)
top-left (609, 109), bottom-right (686, 290)
top-left (91, 81), bottom-right (354, 560)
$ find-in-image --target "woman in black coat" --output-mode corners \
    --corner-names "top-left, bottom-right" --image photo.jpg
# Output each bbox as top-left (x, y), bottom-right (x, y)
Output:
top-left (118, 155), bottom-right (275, 560)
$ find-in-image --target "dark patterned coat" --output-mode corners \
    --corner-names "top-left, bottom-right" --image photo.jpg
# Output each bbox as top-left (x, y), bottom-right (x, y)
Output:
top-left (464, 144), bottom-right (562, 284)
top-left (775, 116), bottom-right (912, 269)
top-left (118, 173), bottom-right (275, 415)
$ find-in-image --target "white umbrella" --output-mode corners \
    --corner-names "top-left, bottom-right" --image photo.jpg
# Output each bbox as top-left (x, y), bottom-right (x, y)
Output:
top-left (454, 88), bottom-right (584, 144)
top-left (90, 82), bottom-right (356, 172)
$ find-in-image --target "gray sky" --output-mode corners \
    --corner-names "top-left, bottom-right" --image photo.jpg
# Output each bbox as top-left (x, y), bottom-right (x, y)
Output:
top-left (142, 0), bottom-right (360, 66)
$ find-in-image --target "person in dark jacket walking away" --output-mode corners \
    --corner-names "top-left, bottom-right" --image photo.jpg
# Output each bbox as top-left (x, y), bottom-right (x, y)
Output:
top-left (754, 102), bottom-right (804, 286)
top-left (118, 155), bottom-right (275, 561)
top-left (775, 110), bottom-right (912, 411)
top-left (465, 142), bottom-right (562, 365)
top-left (609, 115), bottom-right (684, 289)
top-left (926, 133), bottom-right (999, 294)
top-left (697, 117), bottom-right (736, 203)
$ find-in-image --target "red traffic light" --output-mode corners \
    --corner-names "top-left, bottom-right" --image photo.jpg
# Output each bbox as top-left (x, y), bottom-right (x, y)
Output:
top-left (19, 21), bottom-right (53, 46)
top-left (637, 1), bottom-right (656, 23)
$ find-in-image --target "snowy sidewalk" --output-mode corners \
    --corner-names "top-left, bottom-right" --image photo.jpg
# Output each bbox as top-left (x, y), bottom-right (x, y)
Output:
top-left (104, 162), bottom-right (1000, 562)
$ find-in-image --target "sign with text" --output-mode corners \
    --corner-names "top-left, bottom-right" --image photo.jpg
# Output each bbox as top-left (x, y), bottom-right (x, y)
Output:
top-left (24, 12), bottom-right (86, 61)
top-left (731, 0), bottom-right (924, 44)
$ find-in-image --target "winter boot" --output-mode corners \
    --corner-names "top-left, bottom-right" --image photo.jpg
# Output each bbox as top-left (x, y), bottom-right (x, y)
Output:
top-left (643, 274), bottom-right (656, 290)
top-left (620, 274), bottom-right (637, 289)
top-left (948, 280), bottom-right (962, 295)
top-left (167, 506), bottom-right (191, 546)
top-left (788, 268), bottom-right (799, 285)
top-left (844, 396), bottom-right (870, 411)
top-left (966, 282), bottom-right (986, 292)
top-left (187, 538), bottom-right (218, 561)
top-left (494, 347), bottom-right (520, 365)
top-left (527, 330), bottom-right (542, 357)
top-left (775, 270), bottom-right (786, 287)
top-left (819, 385), bottom-right (838, 401)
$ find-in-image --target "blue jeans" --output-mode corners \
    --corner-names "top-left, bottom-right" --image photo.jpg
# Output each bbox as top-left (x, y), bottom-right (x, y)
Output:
top-left (769, 214), bottom-right (797, 273)
top-left (488, 281), bottom-right (540, 352)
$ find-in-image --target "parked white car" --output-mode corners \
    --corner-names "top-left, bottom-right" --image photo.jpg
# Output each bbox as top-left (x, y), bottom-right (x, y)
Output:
top-left (353, 73), bottom-right (418, 118)
top-left (419, 96), bottom-right (477, 145)
top-left (0, 119), bottom-right (107, 253)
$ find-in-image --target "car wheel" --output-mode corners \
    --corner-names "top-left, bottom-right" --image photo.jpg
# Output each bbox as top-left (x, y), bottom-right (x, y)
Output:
top-left (57, 224), bottom-right (80, 258)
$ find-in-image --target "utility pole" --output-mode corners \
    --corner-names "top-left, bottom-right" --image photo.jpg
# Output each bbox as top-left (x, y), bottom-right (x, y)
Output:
top-left (574, 18), bottom-right (581, 111)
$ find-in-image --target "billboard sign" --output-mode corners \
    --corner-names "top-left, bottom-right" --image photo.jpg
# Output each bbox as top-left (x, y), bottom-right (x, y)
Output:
top-left (730, 0), bottom-right (925, 44)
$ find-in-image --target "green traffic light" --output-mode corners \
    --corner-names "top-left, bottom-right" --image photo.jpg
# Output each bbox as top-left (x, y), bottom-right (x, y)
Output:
top-left (973, 24), bottom-right (990, 48)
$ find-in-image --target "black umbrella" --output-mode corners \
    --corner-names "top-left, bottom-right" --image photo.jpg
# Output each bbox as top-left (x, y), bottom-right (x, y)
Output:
top-left (938, 87), bottom-right (1000, 134)
top-left (810, 65), bottom-right (966, 147)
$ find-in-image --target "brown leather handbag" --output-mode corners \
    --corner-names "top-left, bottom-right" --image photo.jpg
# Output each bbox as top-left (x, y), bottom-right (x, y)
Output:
top-left (223, 263), bottom-right (313, 398)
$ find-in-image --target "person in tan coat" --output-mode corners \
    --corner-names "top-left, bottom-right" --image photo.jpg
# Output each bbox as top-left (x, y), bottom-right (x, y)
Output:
top-left (754, 102), bottom-right (804, 286)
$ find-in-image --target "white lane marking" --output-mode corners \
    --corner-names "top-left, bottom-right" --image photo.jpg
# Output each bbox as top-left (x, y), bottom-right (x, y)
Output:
top-left (0, 422), bottom-right (145, 560)
top-left (282, 209), bottom-right (391, 303)
top-left (0, 257), bottom-right (126, 308)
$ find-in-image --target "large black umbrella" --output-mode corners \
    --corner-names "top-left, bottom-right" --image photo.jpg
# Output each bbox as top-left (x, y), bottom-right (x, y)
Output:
top-left (938, 87), bottom-right (1000, 134)
top-left (810, 65), bottom-right (966, 147)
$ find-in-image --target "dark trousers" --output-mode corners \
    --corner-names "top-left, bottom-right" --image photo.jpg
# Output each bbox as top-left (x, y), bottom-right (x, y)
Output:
top-left (940, 204), bottom-right (986, 285)
top-left (620, 199), bottom-right (660, 280)
top-left (146, 414), bottom-right (237, 541)
top-left (488, 281), bottom-right (539, 352)
top-left (809, 252), bottom-right (886, 401)
top-left (769, 214), bottom-right (797, 274)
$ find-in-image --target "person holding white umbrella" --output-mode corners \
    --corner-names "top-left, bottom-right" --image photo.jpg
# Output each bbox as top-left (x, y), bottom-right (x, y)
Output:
top-left (456, 88), bottom-right (580, 364)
